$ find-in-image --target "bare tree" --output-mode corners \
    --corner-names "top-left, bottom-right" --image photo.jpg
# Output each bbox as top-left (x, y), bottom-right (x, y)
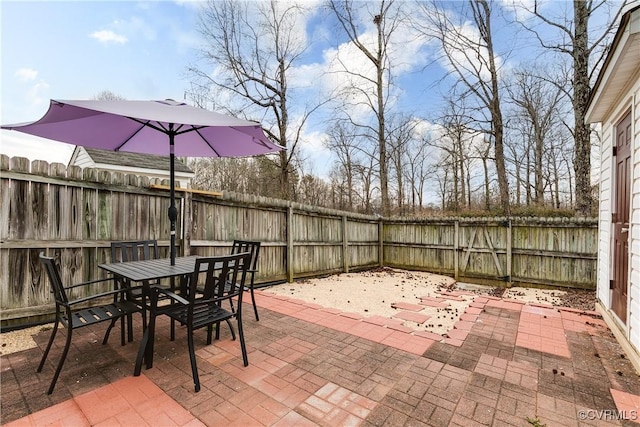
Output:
top-left (404, 130), bottom-right (434, 212)
top-left (387, 114), bottom-right (418, 214)
top-left (476, 138), bottom-right (493, 210)
top-left (296, 173), bottom-right (332, 207)
top-left (414, 0), bottom-right (511, 214)
top-left (426, 96), bottom-right (480, 212)
top-left (189, 0), bottom-right (324, 200)
top-left (512, 0), bottom-right (627, 215)
top-left (93, 90), bottom-right (125, 101)
top-left (327, 0), bottom-right (407, 216)
top-left (325, 122), bottom-right (365, 211)
top-left (506, 66), bottom-right (564, 206)
top-left (434, 152), bottom-right (453, 211)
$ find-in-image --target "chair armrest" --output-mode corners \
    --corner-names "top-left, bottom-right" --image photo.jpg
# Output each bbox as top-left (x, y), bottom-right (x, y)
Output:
top-left (155, 287), bottom-right (189, 305)
top-left (66, 287), bottom-right (130, 306)
top-left (64, 277), bottom-right (115, 291)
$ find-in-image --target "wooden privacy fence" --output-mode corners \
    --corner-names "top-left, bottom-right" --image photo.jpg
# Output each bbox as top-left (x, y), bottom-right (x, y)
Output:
top-left (384, 217), bottom-right (597, 288)
top-left (0, 156), bottom-right (598, 327)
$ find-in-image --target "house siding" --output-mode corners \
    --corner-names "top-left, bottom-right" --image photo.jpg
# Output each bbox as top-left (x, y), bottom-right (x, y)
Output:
top-left (631, 85), bottom-right (640, 349)
top-left (589, 5), bottom-right (640, 370)
top-left (73, 148), bottom-right (95, 169)
top-left (598, 118), bottom-right (613, 308)
top-left (597, 78), bottom-right (640, 345)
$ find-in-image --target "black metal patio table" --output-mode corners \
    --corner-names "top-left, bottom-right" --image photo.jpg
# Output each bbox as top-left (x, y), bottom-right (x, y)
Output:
top-left (99, 256), bottom-right (203, 375)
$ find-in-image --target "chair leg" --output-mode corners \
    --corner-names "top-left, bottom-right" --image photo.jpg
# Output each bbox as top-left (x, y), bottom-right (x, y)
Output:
top-left (215, 321), bottom-right (221, 340)
top-left (134, 327), bottom-right (148, 377)
top-left (187, 327), bottom-right (200, 392)
top-left (225, 319), bottom-right (236, 340)
top-left (127, 314), bottom-right (134, 342)
top-left (37, 319), bottom-right (59, 373)
top-left (121, 316), bottom-right (126, 345)
top-left (250, 284), bottom-right (259, 321)
top-left (236, 316), bottom-right (249, 367)
top-left (206, 324), bottom-right (213, 345)
top-left (47, 326), bottom-right (73, 395)
top-left (103, 317), bottom-right (119, 345)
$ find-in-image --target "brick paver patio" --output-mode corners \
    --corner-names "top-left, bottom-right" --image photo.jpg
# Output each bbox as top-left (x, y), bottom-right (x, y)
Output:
top-left (2, 289), bottom-right (640, 426)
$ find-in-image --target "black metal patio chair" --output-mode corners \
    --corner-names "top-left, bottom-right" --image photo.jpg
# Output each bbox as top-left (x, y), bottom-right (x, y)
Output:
top-left (231, 240), bottom-right (261, 321)
top-left (37, 252), bottom-right (143, 394)
top-left (148, 251), bottom-right (252, 392)
top-left (110, 240), bottom-right (160, 339)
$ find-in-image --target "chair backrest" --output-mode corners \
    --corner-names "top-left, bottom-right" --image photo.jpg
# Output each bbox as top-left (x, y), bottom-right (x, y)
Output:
top-left (111, 240), bottom-right (159, 263)
top-left (231, 240), bottom-right (260, 271)
top-left (39, 252), bottom-right (69, 305)
top-left (186, 252), bottom-right (252, 309)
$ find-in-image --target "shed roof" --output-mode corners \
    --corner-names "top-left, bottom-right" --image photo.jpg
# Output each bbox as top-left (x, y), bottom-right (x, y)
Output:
top-left (586, 4), bottom-right (640, 123)
top-left (82, 147), bottom-right (192, 173)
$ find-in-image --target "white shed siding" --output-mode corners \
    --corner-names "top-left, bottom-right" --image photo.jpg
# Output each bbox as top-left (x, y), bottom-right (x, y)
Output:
top-left (630, 84), bottom-right (640, 349)
top-left (632, 267), bottom-right (640, 345)
top-left (598, 120), bottom-right (614, 306)
top-left (588, 5), bottom-right (640, 370)
top-left (73, 148), bottom-right (95, 168)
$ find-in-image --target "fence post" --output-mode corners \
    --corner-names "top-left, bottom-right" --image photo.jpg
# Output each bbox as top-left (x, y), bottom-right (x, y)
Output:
top-left (506, 219), bottom-right (512, 287)
top-left (287, 206), bottom-right (294, 283)
top-left (379, 218), bottom-right (384, 267)
top-left (343, 215), bottom-right (349, 273)
top-left (454, 220), bottom-right (459, 280)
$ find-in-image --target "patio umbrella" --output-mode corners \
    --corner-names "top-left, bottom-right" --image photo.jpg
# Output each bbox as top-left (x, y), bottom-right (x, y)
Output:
top-left (2, 99), bottom-right (284, 264)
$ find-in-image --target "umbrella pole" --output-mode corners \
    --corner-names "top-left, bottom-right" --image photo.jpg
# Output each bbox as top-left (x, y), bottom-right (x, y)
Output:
top-left (169, 129), bottom-right (177, 265)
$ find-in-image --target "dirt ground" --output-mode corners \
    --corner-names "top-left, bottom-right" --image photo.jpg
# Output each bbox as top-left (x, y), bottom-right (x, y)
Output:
top-left (1, 267), bottom-right (597, 355)
top-left (262, 267), bottom-right (597, 335)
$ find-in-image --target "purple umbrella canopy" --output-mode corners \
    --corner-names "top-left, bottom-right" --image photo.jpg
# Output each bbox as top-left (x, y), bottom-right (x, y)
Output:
top-left (1, 99), bottom-right (283, 157)
top-left (2, 99), bottom-right (285, 263)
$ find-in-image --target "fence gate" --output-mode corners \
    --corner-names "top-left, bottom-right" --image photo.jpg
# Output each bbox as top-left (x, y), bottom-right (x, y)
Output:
top-left (457, 221), bottom-right (511, 284)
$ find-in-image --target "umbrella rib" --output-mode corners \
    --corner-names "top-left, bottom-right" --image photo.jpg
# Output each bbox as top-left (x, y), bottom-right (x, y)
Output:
top-left (175, 125), bottom-right (205, 136)
top-left (114, 120), bottom-right (148, 151)
top-left (128, 117), bottom-right (167, 133)
top-left (194, 127), bottom-right (221, 157)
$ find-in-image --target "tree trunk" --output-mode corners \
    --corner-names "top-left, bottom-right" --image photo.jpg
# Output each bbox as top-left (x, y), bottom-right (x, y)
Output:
top-left (573, 0), bottom-right (592, 215)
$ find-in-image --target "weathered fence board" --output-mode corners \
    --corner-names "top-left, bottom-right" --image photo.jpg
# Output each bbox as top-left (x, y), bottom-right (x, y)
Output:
top-left (0, 156), bottom-right (599, 326)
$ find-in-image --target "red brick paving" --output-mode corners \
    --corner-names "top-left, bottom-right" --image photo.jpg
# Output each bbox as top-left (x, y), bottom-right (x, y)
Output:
top-left (390, 302), bottom-right (425, 311)
top-left (392, 310), bottom-right (431, 323)
top-left (3, 288), bottom-right (640, 427)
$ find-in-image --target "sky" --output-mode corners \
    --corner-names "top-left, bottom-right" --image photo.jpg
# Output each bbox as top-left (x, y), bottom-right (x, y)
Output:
top-left (0, 0), bottom-right (488, 172)
top-left (1, 1), bottom-right (206, 164)
top-left (0, 0), bottom-right (633, 185)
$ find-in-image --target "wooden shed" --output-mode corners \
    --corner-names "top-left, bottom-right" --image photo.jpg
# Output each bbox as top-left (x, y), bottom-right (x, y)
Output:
top-left (586, 4), bottom-right (640, 370)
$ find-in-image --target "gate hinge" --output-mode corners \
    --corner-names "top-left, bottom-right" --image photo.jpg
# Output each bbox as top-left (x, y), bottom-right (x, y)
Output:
top-left (613, 146), bottom-right (617, 156)
top-left (610, 279), bottom-right (615, 290)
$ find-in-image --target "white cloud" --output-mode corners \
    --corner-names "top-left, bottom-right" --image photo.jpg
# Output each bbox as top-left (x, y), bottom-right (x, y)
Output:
top-left (90, 30), bottom-right (128, 45)
top-left (113, 17), bottom-right (156, 42)
top-left (15, 68), bottom-right (38, 82)
top-left (26, 81), bottom-right (50, 107)
top-left (173, 0), bottom-right (206, 11)
top-left (0, 130), bottom-right (74, 164)
top-left (299, 129), bottom-right (333, 178)
top-left (291, 7), bottom-right (432, 123)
